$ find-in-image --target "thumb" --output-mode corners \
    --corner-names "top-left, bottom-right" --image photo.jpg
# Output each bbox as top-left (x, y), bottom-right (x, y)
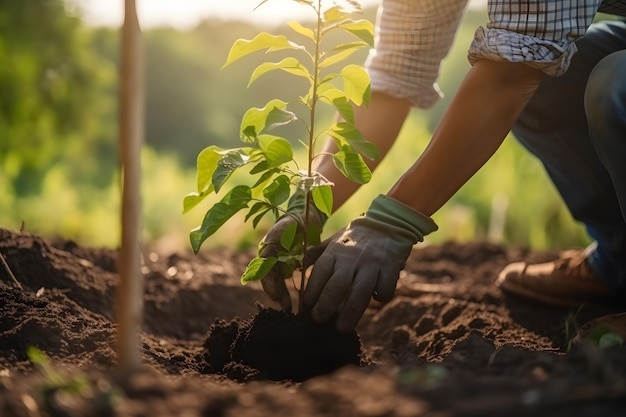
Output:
top-left (261, 273), bottom-right (293, 312)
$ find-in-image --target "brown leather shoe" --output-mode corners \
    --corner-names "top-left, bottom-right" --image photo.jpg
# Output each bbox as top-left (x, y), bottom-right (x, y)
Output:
top-left (573, 312), bottom-right (626, 346)
top-left (496, 249), bottom-right (615, 308)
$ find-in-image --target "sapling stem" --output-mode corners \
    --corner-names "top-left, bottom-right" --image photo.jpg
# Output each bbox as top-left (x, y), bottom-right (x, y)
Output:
top-left (298, 0), bottom-right (324, 313)
top-left (299, 194), bottom-right (311, 312)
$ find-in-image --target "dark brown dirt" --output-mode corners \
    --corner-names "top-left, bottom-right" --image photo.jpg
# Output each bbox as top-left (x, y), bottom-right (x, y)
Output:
top-left (201, 307), bottom-right (363, 382)
top-left (1, 226), bottom-right (625, 417)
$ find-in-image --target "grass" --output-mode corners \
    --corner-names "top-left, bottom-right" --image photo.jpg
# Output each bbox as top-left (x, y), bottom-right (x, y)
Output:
top-left (1, 120), bottom-right (588, 252)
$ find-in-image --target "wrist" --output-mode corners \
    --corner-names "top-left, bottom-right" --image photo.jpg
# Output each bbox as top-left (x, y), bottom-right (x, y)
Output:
top-left (366, 194), bottom-right (438, 242)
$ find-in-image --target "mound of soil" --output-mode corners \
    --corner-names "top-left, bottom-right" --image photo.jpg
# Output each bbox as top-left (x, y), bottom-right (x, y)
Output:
top-left (201, 308), bottom-right (363, 382)
top-left (1, 226), bottom-right (626, 417)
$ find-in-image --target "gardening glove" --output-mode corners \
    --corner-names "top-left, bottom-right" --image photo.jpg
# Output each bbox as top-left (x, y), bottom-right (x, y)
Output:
top-left (258, 192), bottom-right (327, 312)
top-left (303, 194), bottom-right (438, 332)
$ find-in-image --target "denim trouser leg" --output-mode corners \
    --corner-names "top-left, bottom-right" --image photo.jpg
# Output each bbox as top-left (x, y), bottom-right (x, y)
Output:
top-left (511, 20), bottom-right (626, 291)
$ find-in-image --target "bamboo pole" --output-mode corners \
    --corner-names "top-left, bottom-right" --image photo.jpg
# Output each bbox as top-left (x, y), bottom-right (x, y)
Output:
top-left (116, 0), bottom-right (144, 370)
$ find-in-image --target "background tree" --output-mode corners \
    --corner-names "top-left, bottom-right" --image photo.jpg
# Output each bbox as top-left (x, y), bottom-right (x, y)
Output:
top-left (0, 0), bottom-right (117, 195)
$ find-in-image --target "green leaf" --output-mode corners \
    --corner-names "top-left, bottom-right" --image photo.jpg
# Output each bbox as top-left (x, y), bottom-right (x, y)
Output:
top-left (319, 47), bottom-right (361, 69)
top-left (196, 146), bottom-right (223, 192)
top-left (252, 208), bottom-right (272, 228)
top-left (331, 41), bottom-right (371, 52)
top-left (240, 99), bottom-right (290, 142)
top-left (339, 20), bottom-right (375, 47)
top-left (332, 146), bottom-right (372, 184)
top-left (223, 33), bottom-right (303, 68)
top-left (241, 256), bottom-right (278, 284)
top-left (248, 57), bottom-right (311, 87)
top-left (250, 160), bottom-right (269, 175)
top-left (331, 96), bottom-right (355, 124)
top-left (183, 191), bottom-right (209, 214)
top-left (318, 72), bottom-right (341, 85)
top-left (318, 87), bottom-right (354, 124)
top-left (190, 185), bottom-right (251, 253)
top-left (252, 168), bottom-right (278, 189)
top-left (280, 221), bottom-right (298, 251)
top-left (245, 201), bottom-right (271, 223)
top-left (323, 6), bottom-right (349, 23)
top-left (242, 125), bottom-right (258, 142)
top-left (341, 64), bottom-right (371, 106)
top-left (311, 185), bottom-right (333, 217)
top-left (262, 174), bottom-right (291, 206)
top-left (265, 106), bottom-right (298, 131)
top-left (287, 20), bottom-right (315, 41)
top-left (185, 146), bottom-right (223, 213)
top-left (212, 150), bottom-right (249, 193)
top-left (328, 122), bottom-right (380, 160)
top-left (258, 135), bottom-right (294, 168)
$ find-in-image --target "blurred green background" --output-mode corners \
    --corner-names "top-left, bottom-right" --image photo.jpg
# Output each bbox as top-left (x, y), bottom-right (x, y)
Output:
top-left (0, 0), bottom-right (590, 253)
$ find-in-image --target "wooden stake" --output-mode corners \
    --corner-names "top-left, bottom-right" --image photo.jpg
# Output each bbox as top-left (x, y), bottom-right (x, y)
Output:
top-left (116, 0), bottom-right (144, 370)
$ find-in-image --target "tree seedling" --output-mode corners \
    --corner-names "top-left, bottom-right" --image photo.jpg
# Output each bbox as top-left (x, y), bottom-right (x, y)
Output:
top-left (27, 346), bottom-right (118, 414)
top-left (184, 0), bottom-right (376, 310)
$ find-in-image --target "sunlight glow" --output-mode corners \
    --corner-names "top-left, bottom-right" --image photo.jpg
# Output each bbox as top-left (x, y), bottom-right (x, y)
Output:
top-left (76, 0), bottom-right (380, 28)
top-left (76, 0), bottom-right (487, 29)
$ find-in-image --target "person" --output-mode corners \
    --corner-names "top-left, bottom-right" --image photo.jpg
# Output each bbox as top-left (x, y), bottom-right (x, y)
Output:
top-left (259, 0), bottom-right (626, 333)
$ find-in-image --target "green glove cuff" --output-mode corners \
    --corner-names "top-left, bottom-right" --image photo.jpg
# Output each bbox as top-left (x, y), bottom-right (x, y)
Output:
top-left (364, 194), bottom-right (438, 243)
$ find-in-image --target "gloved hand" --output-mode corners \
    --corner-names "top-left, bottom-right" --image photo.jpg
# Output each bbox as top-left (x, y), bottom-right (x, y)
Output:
top-left (303, 194), bottom-right (438, 331)
top-left (258, 192), bottom-right (327, 312)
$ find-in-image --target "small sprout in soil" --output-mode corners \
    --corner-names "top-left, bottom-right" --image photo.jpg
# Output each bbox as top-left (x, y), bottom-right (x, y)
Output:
top-left (395, 365), bottom-right (449, 390)
top-left (564, 304), bottom-right (584, 352)
top-left (28, 346), bottom-right (89, 395)
top-left (28, 347), bottom-right (119, 414)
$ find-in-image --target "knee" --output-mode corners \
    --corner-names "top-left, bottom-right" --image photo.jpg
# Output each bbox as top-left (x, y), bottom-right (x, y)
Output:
top-left (585, 50), bottom-right (626, 135)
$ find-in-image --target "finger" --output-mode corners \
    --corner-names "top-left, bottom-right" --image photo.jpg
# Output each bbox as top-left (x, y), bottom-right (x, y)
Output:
top-left (304, 243), bottom-right (327, 269)
top-left (310, 266), bottom-right (354, 324)
top-left (304, 227), bottom-right (346, 269)
top-left (372, 266), bottom-right (400, 303)
top-left (303, 251), bottom-right (336, 309)
top-left (336, 269), bottom-right (378, 332)
top-left (261, 273), bottom-right (292, 312)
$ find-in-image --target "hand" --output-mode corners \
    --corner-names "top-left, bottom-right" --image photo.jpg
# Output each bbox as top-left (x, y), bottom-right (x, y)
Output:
top-left (258, 194), bottom-right (326, 312)
top-left (303, 195), bottom-right (438, 331)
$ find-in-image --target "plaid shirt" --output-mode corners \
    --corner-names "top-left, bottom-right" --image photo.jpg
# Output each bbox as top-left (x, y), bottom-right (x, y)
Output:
top-left (366, 0), bottom-right (626, 108)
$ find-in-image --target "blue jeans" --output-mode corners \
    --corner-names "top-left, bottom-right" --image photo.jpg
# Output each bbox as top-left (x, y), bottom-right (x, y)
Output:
top-left (512, 20), bottom-right (626, 292)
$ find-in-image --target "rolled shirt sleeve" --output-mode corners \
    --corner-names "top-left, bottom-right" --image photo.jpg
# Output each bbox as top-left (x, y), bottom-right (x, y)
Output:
top-left (365, 0), bottom-right (469, 108)
top-left (468, 0), bottom-right (609, 76)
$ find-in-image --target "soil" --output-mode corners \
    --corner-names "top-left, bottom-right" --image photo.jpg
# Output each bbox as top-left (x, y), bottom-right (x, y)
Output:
top-left (1, 226), bottom-right (625, 417)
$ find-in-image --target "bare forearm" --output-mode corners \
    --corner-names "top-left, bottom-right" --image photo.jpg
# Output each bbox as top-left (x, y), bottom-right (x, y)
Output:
top-left (314, 91), bottom-right (411, 211)
top-left (388, 60), bottom-right (544, 216)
